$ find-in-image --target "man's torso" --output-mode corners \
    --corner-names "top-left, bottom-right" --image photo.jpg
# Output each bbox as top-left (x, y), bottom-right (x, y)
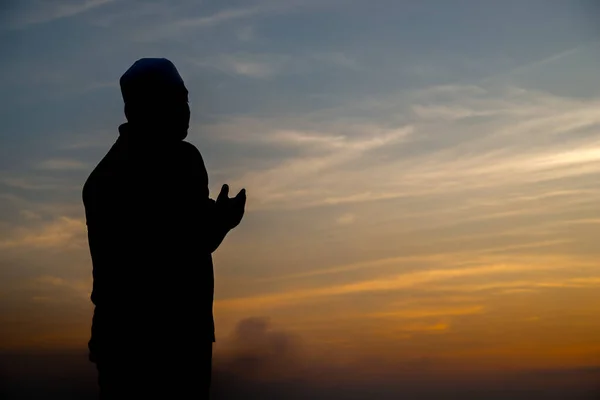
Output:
top-left (83, 132), bottom-right (215, 362)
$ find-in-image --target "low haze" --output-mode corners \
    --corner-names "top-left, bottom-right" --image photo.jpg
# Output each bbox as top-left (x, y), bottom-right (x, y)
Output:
top-left (1, 0), bottom-right (600, 398)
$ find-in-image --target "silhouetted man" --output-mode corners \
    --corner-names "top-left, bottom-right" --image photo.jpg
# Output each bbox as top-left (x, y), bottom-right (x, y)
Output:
top-left (82, 58), bottom-right (246, 399)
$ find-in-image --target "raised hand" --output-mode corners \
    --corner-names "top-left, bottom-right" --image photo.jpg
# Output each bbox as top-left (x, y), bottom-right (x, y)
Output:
top-left (216, 184), bottom-right (246, 230)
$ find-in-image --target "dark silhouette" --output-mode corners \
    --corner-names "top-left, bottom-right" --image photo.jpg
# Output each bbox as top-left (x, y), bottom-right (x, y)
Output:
top-left (82, 58), bottom-right (246, 399)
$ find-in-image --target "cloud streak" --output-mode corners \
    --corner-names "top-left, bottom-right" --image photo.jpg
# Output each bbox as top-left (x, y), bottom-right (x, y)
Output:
top-left (176, 7), bottom-right (263, 29)
top-left (0, 217), bottom-right (86, 250)
top-left (215, 255), bottom-right (595, 312)
top-left (196, 84), bottom-right (600, 211)
top-left (129, 1), bottom-right (325, 41)
top-left (35, 159), bottom-right (87, 171)
top-left (190, 51), bottom-right (360, 79)
top-left (3, 0), bottom-right (117, 29)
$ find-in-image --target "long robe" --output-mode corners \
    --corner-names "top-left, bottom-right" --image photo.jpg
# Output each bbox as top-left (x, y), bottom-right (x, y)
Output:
top-left (83, 123), bottom-right (224, 365)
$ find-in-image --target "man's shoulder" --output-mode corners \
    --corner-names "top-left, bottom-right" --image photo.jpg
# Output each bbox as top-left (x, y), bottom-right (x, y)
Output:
top-left (172, 140), bottom-right (209, 194)
top-left (81, 140), bottom-right (123, 202)
top-left (177, 140), bottom-right (202, 158)
top-left (176, 140), bottom-right (207, 170)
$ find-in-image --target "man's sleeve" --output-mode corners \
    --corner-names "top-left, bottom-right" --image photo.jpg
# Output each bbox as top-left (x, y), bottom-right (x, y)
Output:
top-left (180, 141), bottom-right (230, 253)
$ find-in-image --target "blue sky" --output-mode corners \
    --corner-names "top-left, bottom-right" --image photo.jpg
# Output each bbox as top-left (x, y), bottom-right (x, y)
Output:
top-left (0, 0), bottom-right (597, 207)
top-left (0, 0), bottom-right (598, 175)
top-left (2, 3), bottom-right (600, 394)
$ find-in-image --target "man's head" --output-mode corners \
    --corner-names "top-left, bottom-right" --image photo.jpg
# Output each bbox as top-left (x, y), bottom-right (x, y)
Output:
top-left (120, 58), bottom-right (190, 140)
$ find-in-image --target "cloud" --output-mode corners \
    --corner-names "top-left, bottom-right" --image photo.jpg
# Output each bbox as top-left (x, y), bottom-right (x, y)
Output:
top-left (130, 2), bottom-right (304, 41)
top-left (212, 318), bottom-right (455, 397)
top-left (176, 7), bottom-right (262, 29)
top-left (214, 317), bottom-right (305, 382)
top-left (309, 52), bottom-right (361, 71)
top-left (411, 104), bottom-right (497, 120)
top-left (217, 124), bottom-right (414, 208)
top-left (482, 42), bottom-right (595, 84)
top-left (250, 237), bottom-right (581, 285)
top-left (0, 194), bottom-right (82, 222)
top-left (0, 217), bottom-right (86, 250)
top-left (236, 26), bottom-right (256, 42)
top-left (215, 256), bottom-right (588, 312)
top-left (195, 84), bottom-right (600, 211)
top-left (336, 213), bottom-right (355, 225)
top-left (3, 0), bottom-right (117, 29)
top-left (58, 130), bottom-right (115, 150)
top-left (429, 276), bottom-right (600, 294)
top-left (191, 51), bottom-right (359, 79)
top-left (1, 177), bottom-right (69, 191)
top-left (35, 159), bottom-right (87, 171)
top-left (31, 275), bottom-right (91, 301)
top-left (173, 317), bottom-right (600, 399)
top-left (371, 305), bottom-right (485, 320)
top-left (193, 53), bottom-right (293, 79)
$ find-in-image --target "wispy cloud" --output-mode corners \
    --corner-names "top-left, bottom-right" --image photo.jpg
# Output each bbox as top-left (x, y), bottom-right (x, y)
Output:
top-left (129, 0), bottom-right (342, 41)
top-left (0, 176), bottom-right (79, 191)
top-left (35, 159), bottom-right (87, 171)
top-left (215, 256), bottom-right (589, 312)
top-left (236, 25), bottom-right (256, 42)
top-left (34, 275), bottom-right (90, 299)
top-left (197, 84), bottom-right (600, 211)
top-left (193, 53), bottom-right (293, 79)
top-left (131, 4), bottom-right (291, 41)
top-left (370, 305), bottom-right (485, 319)
top-left (0, 217), bottom-right (86, 250)
top-left (176, 7), bottom-right (262, 29)
top-left (190, 51), bottom-right (359, 79)
top-left (336, 213), bottom-right (355, 225)
top-left (482, 41), bottom-right (598, 83)
top-left (427, 275), bottom-right (600, 294)
top-left (3, 0), bottom-right (117, 29)
top-left (310, 52), bottom-right (361, 71)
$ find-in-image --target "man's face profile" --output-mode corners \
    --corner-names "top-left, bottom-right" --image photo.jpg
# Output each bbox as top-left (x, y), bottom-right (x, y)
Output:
top-left (120, 58), bottom-right (191, 140)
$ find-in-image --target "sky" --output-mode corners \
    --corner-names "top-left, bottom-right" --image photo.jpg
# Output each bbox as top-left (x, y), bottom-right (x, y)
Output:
top-left (1, 0), bottom-right (600, 398)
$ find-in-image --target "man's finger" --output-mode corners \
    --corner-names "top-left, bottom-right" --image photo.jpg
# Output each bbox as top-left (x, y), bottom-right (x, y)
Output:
top-left (220, 184), bottom-right (230, 197)
top-left (234, 189), bottom-right (246, 205)
top-left (217, 184), bottom-right (229, 203)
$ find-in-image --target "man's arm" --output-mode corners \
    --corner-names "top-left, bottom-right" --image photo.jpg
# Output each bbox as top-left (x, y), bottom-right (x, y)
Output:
top-left (205, 197), bottom-right (230, 253)
top-left (181, 141), bottom-right (239, 254)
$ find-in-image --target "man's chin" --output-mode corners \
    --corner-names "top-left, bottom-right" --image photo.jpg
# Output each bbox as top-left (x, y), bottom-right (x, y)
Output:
top-left (168, 124), bottom-right (188, 141)
top-left (177, 128), bottom-right (189, 141)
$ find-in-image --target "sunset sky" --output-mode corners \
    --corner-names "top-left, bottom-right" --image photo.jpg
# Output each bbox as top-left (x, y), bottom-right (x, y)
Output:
top-left (1, 0), bottom-right (600, 397)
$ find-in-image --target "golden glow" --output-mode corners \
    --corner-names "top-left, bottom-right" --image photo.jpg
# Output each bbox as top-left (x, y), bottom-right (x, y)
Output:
top-left (2, 83), bottom-right (600, 384)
